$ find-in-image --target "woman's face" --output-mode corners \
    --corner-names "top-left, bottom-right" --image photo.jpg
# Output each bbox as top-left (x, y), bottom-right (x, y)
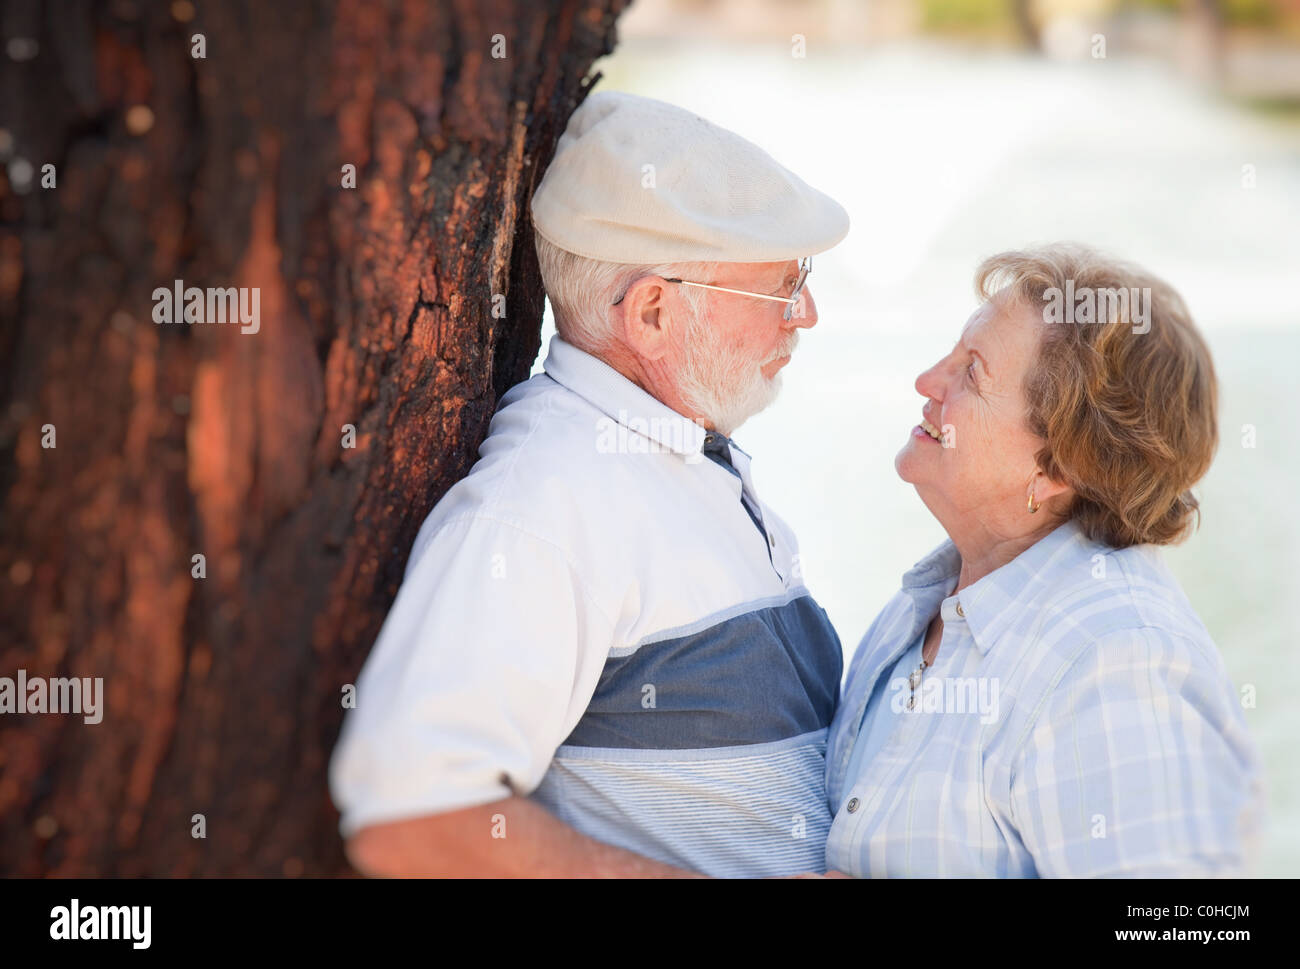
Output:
top-left (895, 294), bottom-right (1049, 527)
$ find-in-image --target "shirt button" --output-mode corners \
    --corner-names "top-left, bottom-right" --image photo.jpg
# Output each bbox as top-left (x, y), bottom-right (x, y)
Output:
top-left (955, 601), bottom-right (965, 618)
top-left (846, 797), bottom-right (859, 814)
top-left (768, 533), bottom-right (775, 548)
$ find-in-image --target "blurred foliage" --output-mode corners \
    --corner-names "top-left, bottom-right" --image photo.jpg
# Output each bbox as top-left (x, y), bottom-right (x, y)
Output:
top-left (919, 0), bottom-right (1287, 30)
top-left (920, 0), bottom-right (1018, 31)
top-left (1219, 0), bottom-right (1281, 26)
top-left (1128, 0), bottom-right (1281, 26)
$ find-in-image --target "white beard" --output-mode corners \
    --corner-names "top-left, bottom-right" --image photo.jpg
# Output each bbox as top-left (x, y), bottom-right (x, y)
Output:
top-left (676, 307), bottom-right (798, 436)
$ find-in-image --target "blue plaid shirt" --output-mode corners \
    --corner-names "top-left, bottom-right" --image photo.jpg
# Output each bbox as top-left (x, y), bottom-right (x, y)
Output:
top-left (826, 519), bottom-right (1265, 877)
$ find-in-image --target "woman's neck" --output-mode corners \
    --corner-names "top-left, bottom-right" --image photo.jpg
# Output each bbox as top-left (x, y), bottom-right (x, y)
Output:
top-left (951, 518), bottom-right (1064, 593)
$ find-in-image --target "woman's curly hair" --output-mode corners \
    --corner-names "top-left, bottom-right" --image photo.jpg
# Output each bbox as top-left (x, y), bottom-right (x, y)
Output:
top-left (976, 244), bottom-right (1218, 548)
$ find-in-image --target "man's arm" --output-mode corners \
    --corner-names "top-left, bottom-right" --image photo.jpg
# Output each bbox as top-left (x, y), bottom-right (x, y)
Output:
top-left (346, 796), bottom-right (699, 877)
top-left (330, 516), bottom-right (695, 877)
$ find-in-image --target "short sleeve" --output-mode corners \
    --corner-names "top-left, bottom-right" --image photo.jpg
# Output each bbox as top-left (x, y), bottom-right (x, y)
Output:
top-left (328, 514), bottom-right (615, 839)
top-left (1009, 626), bottom-right (1264, 877)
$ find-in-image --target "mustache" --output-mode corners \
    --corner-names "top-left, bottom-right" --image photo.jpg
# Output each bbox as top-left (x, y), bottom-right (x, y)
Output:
top-left (767, 331), bottom-right (799, 364)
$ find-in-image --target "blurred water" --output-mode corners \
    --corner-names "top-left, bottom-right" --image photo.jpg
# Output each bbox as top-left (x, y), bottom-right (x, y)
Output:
top-left (532, 39), bottom-right (1300, 874)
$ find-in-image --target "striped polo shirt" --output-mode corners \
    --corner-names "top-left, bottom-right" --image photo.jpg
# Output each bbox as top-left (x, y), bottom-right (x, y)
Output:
top-left (329, 334), bottom-right (843, 877)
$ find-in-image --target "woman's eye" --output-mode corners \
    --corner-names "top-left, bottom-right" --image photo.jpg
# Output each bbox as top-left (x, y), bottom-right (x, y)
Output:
top-left (966, 363), bottom-right (976, 382)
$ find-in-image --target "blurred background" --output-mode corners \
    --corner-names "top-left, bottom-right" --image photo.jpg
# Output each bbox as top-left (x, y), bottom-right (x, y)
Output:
top-left (534, 0), bottom-right (1300, 875)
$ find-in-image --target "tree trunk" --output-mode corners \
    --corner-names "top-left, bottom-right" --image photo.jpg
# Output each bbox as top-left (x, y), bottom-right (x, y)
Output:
top-left (0, 0), bottom-right (628, 876)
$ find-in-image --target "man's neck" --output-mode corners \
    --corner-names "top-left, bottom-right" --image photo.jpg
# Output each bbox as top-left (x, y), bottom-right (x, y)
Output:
top-left (591, 339), bottom-right (714, 431)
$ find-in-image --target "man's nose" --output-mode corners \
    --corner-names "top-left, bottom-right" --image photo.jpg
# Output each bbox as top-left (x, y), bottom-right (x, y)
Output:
top-left (790, 288), bottom-right (818, 329)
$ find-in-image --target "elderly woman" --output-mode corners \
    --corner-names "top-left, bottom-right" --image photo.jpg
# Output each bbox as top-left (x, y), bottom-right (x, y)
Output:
top-left (825, 244), bottom-right (1264, 877)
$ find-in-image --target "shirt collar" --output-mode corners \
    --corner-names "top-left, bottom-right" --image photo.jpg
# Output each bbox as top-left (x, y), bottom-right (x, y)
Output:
top-left (900, 518), bottom-right (1098, 655)
top-left (897, 536), bottom-right (962, 645)
top-left (541, 334), bottom-right (708, 457)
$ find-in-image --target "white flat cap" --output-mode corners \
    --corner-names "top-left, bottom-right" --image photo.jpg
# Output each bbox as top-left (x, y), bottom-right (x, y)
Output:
top-left (531, 91), bottom-right (849, 265)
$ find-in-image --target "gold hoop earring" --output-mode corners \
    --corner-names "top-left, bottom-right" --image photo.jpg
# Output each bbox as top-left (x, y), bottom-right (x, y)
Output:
top-left (1028, 491), bottom-right (1039, 514)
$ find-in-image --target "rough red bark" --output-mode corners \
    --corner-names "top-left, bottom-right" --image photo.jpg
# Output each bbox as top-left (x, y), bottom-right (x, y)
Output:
top-left (0, 0), bottom-right (628, 876)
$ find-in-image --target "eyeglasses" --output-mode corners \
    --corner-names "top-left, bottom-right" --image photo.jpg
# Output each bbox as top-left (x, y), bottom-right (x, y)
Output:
top-left (613, 257), bottom-right (812, 321)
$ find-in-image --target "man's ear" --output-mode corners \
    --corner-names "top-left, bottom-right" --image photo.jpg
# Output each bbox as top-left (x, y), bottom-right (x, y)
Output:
top-left (618, 275), bottom-right (671, 362)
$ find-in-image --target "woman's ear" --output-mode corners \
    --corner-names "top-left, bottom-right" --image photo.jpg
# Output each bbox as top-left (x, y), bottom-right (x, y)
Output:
top-left (1029, 468), bottom-right (1072, 506)
top-left (618, 276), bottom-right (670, 362)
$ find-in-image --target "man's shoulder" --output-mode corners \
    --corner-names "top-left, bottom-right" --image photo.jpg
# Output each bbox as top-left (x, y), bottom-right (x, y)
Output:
top-left (422, 373), bottom-right (678, 550)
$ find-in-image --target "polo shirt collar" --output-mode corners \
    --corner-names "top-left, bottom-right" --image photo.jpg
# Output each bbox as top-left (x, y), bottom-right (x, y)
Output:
top-left (542, 334), bottom-right (708, 457)
top-left (900, 518), bottom-right (1093, 655)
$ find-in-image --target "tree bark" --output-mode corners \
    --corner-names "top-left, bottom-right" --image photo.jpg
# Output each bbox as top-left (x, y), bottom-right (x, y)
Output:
top-left (0, 0), bottom-right (628, 876)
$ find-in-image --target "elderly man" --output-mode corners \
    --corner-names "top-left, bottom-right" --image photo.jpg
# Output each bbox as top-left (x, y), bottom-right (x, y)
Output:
top-left (329, 91), bottom-right (850, 877)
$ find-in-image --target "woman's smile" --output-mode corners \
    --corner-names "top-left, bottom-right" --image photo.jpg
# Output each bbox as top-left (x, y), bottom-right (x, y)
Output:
top-left (916, 416), bottom-right (944, 442)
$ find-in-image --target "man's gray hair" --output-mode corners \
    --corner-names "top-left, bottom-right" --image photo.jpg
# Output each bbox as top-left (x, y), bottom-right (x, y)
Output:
top-left (534, 232), bottom-right (717, 355)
